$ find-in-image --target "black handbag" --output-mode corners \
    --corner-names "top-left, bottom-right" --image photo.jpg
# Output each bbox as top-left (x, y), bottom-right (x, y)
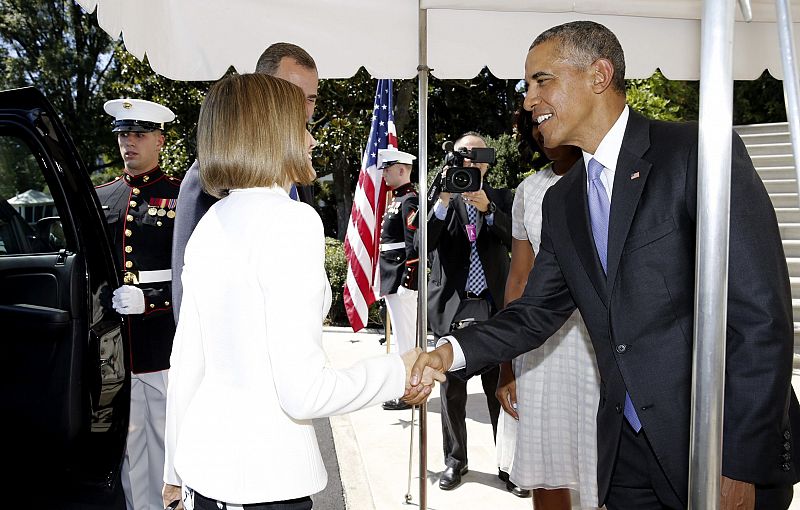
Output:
top-left (450, 297), bottom-right (490, 331)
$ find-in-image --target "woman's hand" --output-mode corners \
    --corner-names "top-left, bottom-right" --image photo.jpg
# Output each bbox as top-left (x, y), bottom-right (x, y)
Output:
top-left (496, 361), bottom-right (519, 420)
top-left (162, 483), bottom-right (183, 510)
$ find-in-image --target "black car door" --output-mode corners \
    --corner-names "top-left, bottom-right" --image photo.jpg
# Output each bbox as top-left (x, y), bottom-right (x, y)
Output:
top-left (0, 87), bottom-right (129, 504)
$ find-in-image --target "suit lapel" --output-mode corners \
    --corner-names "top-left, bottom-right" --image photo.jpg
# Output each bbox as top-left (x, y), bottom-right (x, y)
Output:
top-left (565, 160), bottom-right (609, 305)
top-left (605, 111), bottom-right (653, 289)
top-left (454, 194), bottom-right (469, 231)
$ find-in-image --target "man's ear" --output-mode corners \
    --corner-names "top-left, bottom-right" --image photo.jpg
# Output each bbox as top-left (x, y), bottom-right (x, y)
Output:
top-left (156, 132), bottom-right (166, 150)
top-left (591, 58), bottom-right (615, 94)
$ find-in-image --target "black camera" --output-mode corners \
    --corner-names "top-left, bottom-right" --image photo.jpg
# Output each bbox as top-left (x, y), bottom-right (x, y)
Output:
top-left (429, 142), bottom-right (497, 198)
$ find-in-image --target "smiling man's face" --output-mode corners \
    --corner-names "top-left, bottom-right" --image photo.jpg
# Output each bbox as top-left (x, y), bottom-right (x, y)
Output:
top-left (522, 39), bottom-right (595, 151)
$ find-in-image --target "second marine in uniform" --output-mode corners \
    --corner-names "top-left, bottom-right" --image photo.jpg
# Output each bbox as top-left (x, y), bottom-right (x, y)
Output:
top-left (377, 149), bottom-right (420, 411)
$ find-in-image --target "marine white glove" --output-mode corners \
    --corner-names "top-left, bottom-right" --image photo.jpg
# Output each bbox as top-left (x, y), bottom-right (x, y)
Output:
top-left (112, 285), bottom-right (145, 315)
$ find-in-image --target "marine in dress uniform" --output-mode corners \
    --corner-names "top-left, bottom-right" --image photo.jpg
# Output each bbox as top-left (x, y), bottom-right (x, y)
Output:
top-left (95, 98), bottom-right (180, 510)
top-left (377, 149), bottom-right (419, 411)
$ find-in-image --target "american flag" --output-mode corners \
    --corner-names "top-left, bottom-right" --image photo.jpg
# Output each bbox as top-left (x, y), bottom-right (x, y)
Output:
top-left (343, 79), bottom-right (397, 332)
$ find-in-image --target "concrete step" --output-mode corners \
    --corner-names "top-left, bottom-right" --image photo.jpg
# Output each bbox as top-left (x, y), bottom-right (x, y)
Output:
top-left (740, 132), bottom-right (792, 145)
top-left (751, 154), bottom-right (795, 167)
top-left (771, 193), bottom-right (800, 208)
top-left (786, 257), bottom-right (800, 277)
top-left (764, 179), bottom-right (798, 193)
top-left (780, 223), bottom-right (800, 239)
top-left (776, 208), bottom-right (800, 223)
top-left (735, 122), bottom-right (789, 135)
top-left (785, 241), bottom-right (800, 258)
top-left (758, 166), bottom-right (798, 180)
top-left (746, 142), bottom-right (794, 156)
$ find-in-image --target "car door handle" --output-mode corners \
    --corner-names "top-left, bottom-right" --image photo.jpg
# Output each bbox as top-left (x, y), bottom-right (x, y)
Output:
top-left (0, 303), bottom-right (69, 324)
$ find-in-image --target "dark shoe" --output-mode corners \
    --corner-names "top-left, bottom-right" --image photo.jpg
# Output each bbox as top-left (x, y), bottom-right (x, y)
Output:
top-left (498, 470), bottom-right (509, 483)
top-left (506, 481), bottom-right (531, 498)
top-left (439, 465), bottom-right (468, 490)
top-left (382, 399), bottom-right (411, 411)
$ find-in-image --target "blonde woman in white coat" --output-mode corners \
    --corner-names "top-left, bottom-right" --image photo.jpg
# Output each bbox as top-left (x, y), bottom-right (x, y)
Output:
top-left (162, 74), bottom-right (442, 510)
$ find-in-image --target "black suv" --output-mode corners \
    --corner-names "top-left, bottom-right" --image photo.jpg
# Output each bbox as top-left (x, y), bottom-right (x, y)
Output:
top-left (1, 87), bottom-right (128, 507)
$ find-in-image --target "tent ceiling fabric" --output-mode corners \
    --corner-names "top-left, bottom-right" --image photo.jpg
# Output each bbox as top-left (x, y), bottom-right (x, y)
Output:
top-left (77, 0), bottom-right (800, 81)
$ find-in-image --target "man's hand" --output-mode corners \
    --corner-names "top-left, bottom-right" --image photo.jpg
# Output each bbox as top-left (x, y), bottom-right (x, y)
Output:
top-left (462, 189), bottom-right (490, 213)
top-left (496, 361), bottom-right (518, 420)
top-left (404, 343), bottom-right (454, 405)
top-left (720, 475), bottom-right (754, 510)
top-left (162, 483), bottom-right (183, 510)
top-left (112, 285), bottom-right (145, 315)
top-left (437, 168), bottom-right (452, 207)
top-left (400, 348), bottom-right (446, 405)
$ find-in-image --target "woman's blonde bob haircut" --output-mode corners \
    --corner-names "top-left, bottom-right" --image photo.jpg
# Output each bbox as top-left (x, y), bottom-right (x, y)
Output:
top-left (197, 73), bottom-right (315, 198)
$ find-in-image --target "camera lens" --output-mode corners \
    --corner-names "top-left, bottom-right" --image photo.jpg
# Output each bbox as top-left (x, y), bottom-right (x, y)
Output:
top-left (452, 171), bottom-right (471, 190)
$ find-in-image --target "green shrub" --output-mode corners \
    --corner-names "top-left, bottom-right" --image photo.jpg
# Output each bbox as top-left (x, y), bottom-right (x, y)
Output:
top-left (324, 237), bottom-right (383, 327)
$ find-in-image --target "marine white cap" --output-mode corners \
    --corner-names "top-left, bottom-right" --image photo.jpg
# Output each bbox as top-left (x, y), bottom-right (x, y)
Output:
top-left (104, 98), bottom-right (176, 132)
top-left (378, 149), bottom-right (417, 169)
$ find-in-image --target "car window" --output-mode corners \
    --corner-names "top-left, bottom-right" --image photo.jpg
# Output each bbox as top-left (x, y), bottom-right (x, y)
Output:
top-left (0, 134), bottom-right (66, 254)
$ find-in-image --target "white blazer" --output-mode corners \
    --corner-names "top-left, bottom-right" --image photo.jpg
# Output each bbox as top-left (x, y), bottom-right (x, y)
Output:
top-left (164, 186), bottom-right (405, 504)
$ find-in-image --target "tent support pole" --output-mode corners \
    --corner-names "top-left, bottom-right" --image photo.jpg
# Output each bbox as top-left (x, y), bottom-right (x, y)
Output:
top-left (689, 0), bottom-right (734, 508)
top-left (775, 0), bottom-right (800, 212)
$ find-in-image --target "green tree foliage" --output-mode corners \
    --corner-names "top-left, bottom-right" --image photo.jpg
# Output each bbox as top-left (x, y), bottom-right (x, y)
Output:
top-left (312, 68), bottom-right (376, 239)
top-left (0, 135), bottom-right (45, 198)
top-left (0, 0), bottom-right (119, 171)
top-left (626, 69), bottom-right (699, 122)
top-left (734, 71), bottom-right (786, 124)
top-left (324, 236), bottom-right (382, 327)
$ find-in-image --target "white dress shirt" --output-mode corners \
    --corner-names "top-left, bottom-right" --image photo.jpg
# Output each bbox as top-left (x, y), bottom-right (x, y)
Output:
top-left (442, 106), bottom-right (630, 370)
top-left (164, 186), bottom-right (405, 503)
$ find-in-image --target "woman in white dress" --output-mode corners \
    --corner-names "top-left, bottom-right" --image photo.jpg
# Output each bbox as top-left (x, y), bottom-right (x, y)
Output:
top-left (496, 111), bottom-right (601, 509)
top-left (162, 74), bottom-right (442, 510)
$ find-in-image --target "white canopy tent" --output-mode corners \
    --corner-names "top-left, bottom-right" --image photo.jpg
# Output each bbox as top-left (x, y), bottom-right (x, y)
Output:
top-left (76, 1), bottom-right (800, 508)
top-left (77, 0), bottom-right (797, 81)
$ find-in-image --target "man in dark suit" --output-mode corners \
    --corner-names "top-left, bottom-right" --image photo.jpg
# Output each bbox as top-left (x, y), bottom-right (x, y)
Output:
top-left (426, 132), bottom-right (514, 491)
top-left (409, 21), bottom-right (800, 509)
top-left (171, 42), bottom-right (318, 320)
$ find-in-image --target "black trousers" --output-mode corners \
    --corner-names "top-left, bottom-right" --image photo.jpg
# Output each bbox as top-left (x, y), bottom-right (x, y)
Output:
top-left (440, 365), bottom-right (501, 470)
top-left (188, 488), bottom-right (313, 510)
top-left (606, 422), bottom-right (794, 510)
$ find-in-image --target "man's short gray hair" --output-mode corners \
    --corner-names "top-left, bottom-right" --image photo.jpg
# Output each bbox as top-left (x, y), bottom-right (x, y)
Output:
top-left (531, 21), bottom-right (626, 94)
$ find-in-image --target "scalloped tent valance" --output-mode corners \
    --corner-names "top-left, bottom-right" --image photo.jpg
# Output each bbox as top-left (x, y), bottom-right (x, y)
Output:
top-left (76, 0), bottom-right (800, 81)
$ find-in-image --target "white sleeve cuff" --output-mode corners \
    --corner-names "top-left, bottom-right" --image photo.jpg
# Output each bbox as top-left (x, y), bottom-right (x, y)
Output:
top-left (436, 336), bottom-right (466, 371)
top-left (433, 200), bottom-right (448, 220)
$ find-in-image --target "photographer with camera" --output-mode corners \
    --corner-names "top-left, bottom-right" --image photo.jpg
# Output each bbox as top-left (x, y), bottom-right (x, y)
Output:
top-left (426, 131), bottom-right (517, 493)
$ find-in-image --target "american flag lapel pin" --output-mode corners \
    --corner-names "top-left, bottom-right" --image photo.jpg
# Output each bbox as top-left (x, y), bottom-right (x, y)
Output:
top-left (630, 171), bottom-right (640, 180)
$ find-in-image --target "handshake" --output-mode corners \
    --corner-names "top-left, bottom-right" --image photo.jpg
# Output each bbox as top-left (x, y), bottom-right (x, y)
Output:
top-left (399, 343), bottom-right (456, 405)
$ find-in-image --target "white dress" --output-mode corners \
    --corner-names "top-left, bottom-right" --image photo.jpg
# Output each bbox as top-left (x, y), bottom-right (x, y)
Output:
top-left (497, 167), bottom-right (601, 508)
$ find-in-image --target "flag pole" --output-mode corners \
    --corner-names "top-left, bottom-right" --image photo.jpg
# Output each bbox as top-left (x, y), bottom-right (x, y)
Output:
top-left (384, 192), bottom-right (394, 354)
top-left (416, 4), bottom-right (430, 509)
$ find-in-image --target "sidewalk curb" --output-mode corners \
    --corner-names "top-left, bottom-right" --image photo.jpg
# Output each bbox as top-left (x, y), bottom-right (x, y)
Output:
top-left (329, 413), bottom-right (376, 510)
